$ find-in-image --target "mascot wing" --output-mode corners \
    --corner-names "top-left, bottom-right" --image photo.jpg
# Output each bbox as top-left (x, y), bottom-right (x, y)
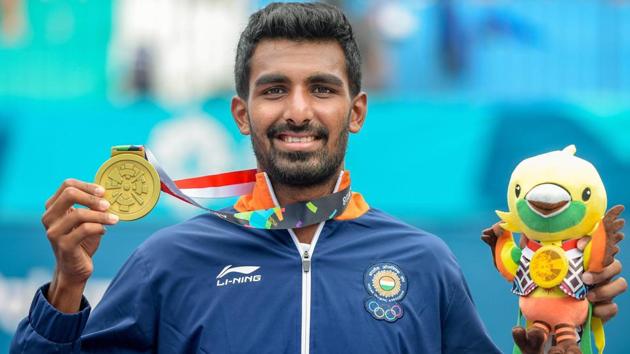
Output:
top-left (585, 205), bottom-right (625, 272)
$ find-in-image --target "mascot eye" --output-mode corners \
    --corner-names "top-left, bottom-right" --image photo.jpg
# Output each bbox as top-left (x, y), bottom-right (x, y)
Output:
top-left (515, 184), bottom-right (521, 198)
top-left (582, 187), bottom-right (591, 201)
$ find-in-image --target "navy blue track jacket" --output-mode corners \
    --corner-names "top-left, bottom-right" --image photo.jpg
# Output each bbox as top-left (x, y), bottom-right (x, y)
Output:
top-left (11, 171), bottom-right (500, 353)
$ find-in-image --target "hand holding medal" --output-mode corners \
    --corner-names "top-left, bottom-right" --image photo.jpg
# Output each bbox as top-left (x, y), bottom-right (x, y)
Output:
top-left (41, 178), bottom-right (120, 313)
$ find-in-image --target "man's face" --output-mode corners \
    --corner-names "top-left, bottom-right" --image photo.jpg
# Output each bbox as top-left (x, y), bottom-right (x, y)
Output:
top-left (232, 39), bottom-right (366, 187)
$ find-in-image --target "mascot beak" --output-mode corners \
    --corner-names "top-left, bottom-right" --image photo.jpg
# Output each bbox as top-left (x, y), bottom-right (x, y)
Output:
top-left (525, 183), bottom-right (571, 218)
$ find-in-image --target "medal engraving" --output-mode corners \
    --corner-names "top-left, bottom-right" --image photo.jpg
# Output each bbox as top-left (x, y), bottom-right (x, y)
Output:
top-left (529, 245), bottom-right (569, 288)
top-left (95, 153), bottom-right (160, 221)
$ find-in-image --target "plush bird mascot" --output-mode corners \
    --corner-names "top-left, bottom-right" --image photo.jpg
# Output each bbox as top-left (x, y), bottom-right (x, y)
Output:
top-left (482, 145), bottom-right (624, 354)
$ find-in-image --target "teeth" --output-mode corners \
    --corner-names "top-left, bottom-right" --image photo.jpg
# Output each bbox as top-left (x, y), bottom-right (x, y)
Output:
top-left (282, 136), bottom-right (315, 143)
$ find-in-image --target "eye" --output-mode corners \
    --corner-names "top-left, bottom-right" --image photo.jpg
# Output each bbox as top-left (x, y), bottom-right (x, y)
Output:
top-left (313, 86), bottom-right (334, 95)
top-left (515, 184), bottom-right (521, 198)
top-left (582, 187), bottom-right (591, 201)
top-left (263, 87), bottom-right (286, 96)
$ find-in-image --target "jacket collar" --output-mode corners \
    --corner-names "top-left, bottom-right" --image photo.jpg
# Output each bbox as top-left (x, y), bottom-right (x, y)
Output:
top-left (234, 170), bottom-right (369, 221)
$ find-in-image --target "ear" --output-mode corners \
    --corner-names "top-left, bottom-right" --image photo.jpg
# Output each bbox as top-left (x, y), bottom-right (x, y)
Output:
top-left (231, 95), bottom-right (251, 135)
top-left (348, 92), bottom-right (367, 133)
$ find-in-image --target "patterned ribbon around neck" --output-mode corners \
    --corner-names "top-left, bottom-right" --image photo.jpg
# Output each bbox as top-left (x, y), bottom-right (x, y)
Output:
top-left (117, 145), bottom-right (351, 229)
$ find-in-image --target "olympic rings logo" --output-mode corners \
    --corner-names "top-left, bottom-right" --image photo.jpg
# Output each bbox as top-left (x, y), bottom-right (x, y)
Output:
top-left (367, 300), bottom-right (403, 322)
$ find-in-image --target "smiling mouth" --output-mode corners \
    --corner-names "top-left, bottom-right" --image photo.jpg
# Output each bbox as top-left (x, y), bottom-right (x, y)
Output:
top-left (277, 134), bottom-right (318, 143)
top-left (267, 121), bottom-right (328, 152)
top-left (273, 132), bottom-right (325, 151)
top-left (272, 134), bottom-right (323, 154)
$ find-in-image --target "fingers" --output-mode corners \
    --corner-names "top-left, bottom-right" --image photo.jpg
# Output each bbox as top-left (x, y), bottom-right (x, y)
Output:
top-left (492, 223), bottom-right (504, 236)
top-left (587, 276), bottom-right (628, 303)
top-left (583, 259), bottom-right (622, 285)
top-left (577, 236), bottom-right (590, 251)
top-left (58, 222), bottom-right (107, 250)
top-left (46, 178), bottom-right (105, 209)
top-left (46, 208), bottom-right (119, 239)
top-left (592, 301), bottom-right (619, 323)
top-left (519, 234), bottom-right (527, 249)
top-left (42, 186), bottom-right (110, 228)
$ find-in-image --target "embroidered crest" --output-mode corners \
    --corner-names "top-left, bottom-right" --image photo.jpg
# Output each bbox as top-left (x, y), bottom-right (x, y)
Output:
top-left (364, 263), bottom-right (407, 322)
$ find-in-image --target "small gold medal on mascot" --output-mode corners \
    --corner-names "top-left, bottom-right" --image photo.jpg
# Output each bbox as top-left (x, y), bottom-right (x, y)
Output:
top-left (529, 245), bottom-right (569, 288)
top-left (94, 147), bottom-right (161, 221)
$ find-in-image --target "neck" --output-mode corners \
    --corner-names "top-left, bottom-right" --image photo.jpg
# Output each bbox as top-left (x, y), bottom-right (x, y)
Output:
top-left (266, 169), bottom-right (342, 245)
top-left (270, 171), bottom-right (341, 207)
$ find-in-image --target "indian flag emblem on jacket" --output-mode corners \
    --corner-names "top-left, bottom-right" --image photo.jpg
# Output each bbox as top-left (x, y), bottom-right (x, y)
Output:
top-left (379, 276), bottom-right (396, 291)
top-left (363, 262), bottom-right (407, 323)
top-left (372, 270), bottom-right (402, 299)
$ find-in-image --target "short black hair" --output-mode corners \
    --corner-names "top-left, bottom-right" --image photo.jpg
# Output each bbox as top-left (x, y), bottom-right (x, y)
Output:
top-left (234, 2), bottom-right (361, 99)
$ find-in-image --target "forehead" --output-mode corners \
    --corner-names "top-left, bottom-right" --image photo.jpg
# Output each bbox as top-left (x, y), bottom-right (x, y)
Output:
top-left (249, 39), bottom-right (348, 83)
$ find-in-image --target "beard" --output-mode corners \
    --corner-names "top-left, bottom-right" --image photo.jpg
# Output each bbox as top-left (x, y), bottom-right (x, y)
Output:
top-left (249, 113), bottom-right (350, 187)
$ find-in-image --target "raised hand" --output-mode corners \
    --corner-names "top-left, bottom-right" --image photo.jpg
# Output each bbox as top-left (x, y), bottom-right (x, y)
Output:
top-left (41, 179), bottom-right (119, 313)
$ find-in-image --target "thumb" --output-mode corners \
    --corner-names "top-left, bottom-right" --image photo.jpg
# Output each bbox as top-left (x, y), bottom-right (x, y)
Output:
top-left (577, 236), bottom-right (590, 251)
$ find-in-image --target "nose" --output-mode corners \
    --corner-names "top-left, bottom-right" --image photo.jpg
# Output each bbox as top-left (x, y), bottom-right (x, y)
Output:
top-left (283, 87), bottom-right (314, 125)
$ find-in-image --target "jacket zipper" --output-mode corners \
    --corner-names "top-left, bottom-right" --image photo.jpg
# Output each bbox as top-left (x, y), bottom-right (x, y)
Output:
top-left (301, 248), bottom-right (311, 354)
top-left (289, 223), bottom-right (323, 354)
top-left (302, 250), bottom-right (311, 272)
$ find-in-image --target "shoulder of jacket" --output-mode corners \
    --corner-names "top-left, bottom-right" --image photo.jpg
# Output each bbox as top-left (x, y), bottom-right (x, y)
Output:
top-left (357, 208), bottom-right (453, 256)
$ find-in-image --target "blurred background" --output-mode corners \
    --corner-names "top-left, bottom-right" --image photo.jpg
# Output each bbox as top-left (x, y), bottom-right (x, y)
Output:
top-left (1, 0), bottom-right (629, 352)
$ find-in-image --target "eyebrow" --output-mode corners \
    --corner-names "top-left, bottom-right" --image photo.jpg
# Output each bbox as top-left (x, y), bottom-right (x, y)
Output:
top-left (254, 72), bottom-right (345, 88)
top-left (254, 74), bottom-right (290, 87)
top-left (306, 73), bottom-right (344, 87)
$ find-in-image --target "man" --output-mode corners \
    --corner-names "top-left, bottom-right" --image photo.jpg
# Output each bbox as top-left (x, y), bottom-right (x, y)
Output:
top-left (11, 3), bottom-right (625, 353)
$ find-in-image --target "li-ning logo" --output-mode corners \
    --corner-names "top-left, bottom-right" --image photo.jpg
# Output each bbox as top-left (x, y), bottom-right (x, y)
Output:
top-left (216, 265), bottom-right (262, 287)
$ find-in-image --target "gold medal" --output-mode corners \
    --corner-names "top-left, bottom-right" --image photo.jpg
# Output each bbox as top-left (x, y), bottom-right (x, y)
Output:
top-left (529, 245), bottom-right (569, 288)
top-left (94, 150), bottom-right (160, 221)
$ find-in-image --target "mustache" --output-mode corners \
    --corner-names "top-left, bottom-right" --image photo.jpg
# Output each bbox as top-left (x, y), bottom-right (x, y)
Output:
top-left (267, 121), bottom-right (329, 140)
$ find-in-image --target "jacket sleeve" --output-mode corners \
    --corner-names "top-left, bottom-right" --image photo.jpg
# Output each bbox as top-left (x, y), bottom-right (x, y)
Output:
top-left (441, 262), bottom-right (502, 354)
top-left (10, 247), bottom-right (157, 353)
